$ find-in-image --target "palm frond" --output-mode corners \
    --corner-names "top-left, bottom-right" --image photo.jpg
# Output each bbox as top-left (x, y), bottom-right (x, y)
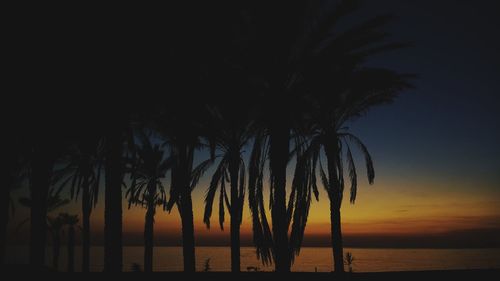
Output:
top-left (345, 143), bottom-right (358, 204)
top-left (342, 133), bottom-right (374, 184)
top-left (191, 157), bottom-right (217, 190)
top-left (319, 158), bottom-right (331, 200)
top-left (219, 175), bottom-right (226, 230)
top-left (203, 156), bottom-right (227, 228)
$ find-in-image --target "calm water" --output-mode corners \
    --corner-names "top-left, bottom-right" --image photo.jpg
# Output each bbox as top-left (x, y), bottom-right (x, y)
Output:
top-left (6, 246), bottom-right (500, 272)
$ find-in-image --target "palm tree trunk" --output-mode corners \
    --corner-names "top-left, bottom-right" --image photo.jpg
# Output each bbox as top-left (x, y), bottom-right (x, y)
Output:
top-left (179, 192), bottom-right (195, 272)
top-left (229, 151), bottom-right (240, 272)
top-left (144, 195), bottom-right (155, 272)
top-left (269, 125), bottom-right (291, 272)
top-left (52, 232), bottom-right (61, 270)
top-left (329, 200), bottom-right (344, 272)
top-left (30, 146), bottom-right (55, 268)
top-left (82, 183), bottom-right (91, 272)
top-left (67, 225), bottom-right (75, 272)
top-left (0, 184), bottom-right (10, 265)
top-left (325, 138), bottom-right (345, 273)
top-left (104, 130), bottom-right (123, 272)
top-left (174, 143), bottom-right (196, 272)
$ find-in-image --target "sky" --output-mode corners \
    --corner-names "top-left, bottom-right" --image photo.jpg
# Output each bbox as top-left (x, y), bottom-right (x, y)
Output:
top-left (7, 0), bottom-right (500, 249)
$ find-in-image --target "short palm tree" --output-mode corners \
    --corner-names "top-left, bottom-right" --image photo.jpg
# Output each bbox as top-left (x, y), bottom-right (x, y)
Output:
top-left (47, 214), bottom-right (65, 270)
top-left (126, 133), bottom-right (170, 272)
top-left (344, 252), bottom-right (355, 273)
top-left (52, 138), bottom-right (103, 272)
top-left (58, 213), bottom-right (79, 272)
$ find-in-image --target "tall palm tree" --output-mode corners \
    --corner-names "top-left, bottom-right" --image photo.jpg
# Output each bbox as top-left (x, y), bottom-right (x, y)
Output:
top-left (155, 2), bottom-right (249, 271)
top-left (126, 133), bottom-right (170, 272)
top-left (246, 0), bottom-right (413, 271)
top-left (18, 190), bottom-right (70, 270)
top-left (29, 143), bottom-right (57, 268)
top-left (0, 150), bottom-right (27, 265)
top-left (202, 103), bottom-right (255, 272)
top-left (160, 122), bottom-right (212, 272)
top-left (158, 102), bottom-right (219, 272)
top-left (296, 5), bottom-right (414, 271)
top-left (103, 126), bottom-right (125, 272)
top-left (240, 1), bottom-right (316, 271)
top-left (0, 183), bottom-right (10, 265)
top-left (244, 0), bottom-right (372, 271)
top-left (303, 71), bottom-right (411, 272)
top-left (52, 138), bottom-right (103, 272)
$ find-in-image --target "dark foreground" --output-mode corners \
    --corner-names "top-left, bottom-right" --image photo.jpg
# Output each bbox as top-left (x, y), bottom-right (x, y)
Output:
top-left (1, 266), bottom-right (500, 281)
top-left (155, 270), bottom-right (500, 281)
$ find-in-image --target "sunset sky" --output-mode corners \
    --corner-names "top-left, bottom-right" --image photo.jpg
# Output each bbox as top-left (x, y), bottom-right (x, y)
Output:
top-left (7, 0), bottom-right (500, 249)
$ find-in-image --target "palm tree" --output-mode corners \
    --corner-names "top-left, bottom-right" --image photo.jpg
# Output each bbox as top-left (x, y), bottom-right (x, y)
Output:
top-left (304, 76), bottom-right (411, 272)
top-left (161, 126), bottom-right (212, 272)
top-left (244, 0), bottom-right (372, 271)
top-left (0, 183), bottom-right (10, 265)
top-left (158, 104), bottom-right (218, 272)
top-left (103, 126), bottom-right (125, 272)
top-left (293, 4), bottom-right (413, 271)
top-left (126, 133), bottom-right (170, 272)
top-left (245, 0), bottom-right (413, 272)
top-left (52, 138), bottom-right (103, 272)
top-left (29, 143), bottom-right (57, 268)
top-left (202, 103), bottom-right (255, 272)
top-left (17, 190), bottom-right (70, 269)
top-left (344, 252), bottom-right (355, 273)
top-left (0, 151), bottom-right (27, 265)
top-left (58, 213), bottom-right (79, 273)
top-left (17, 191), bottom-right (70, 230)
top-left (240, 1), bottom-right (317, 271)
top-left (47, 215), bottom-right (65, 270)
top-left (154, 2), bottom-right (252, 271)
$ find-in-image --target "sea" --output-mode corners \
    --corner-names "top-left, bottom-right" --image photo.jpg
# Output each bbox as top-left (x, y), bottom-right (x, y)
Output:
top-left (6, 246), bottom-right (500, 272)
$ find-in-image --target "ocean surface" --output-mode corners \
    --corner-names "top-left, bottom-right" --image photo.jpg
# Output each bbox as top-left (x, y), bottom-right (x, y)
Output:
top-left (6, 246), bottom-right (500, 272)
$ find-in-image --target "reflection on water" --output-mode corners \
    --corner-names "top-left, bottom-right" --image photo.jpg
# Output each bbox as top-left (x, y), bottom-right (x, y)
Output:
top-left (6, 246), bottom-right (500, 272)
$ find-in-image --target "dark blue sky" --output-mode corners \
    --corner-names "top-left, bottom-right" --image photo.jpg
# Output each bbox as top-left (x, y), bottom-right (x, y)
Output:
top-left (344, 0), bottom-right (500, 194)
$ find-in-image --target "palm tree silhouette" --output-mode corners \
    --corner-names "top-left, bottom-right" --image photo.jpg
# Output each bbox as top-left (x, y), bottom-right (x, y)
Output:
top-left (159, 120), bottom-right (203, 272)
top-left (0, 151), bottom-right (27, 265)
top-left (126, 132), bottom-right (170, 272)
top-left (103, 125), bottom-right (126, 272)
top-left (159, 122), bottom-right (215, 272)
top-left (245, 0), bottom-right (413, 272)
top-left (52, 137), bottom-right (103, 272)
top-left (17, 190), bottom-right (70, 269)
top-left (17, 191), bottom-right (70, 231)
top-left (29, 143), bottom-right (58, 268)
top-left (202, 103), bottom-right (255, 272)
top-left (57, 213), bottom-right (79, 273)
top-left (241, 1), bottom-right (321, 271)
top-left (243, 0), bottom-right (383, 271)
top-left (303, 71), bottom-right (411, 272)
top-left (154, 2), bottom-right (256, 271)
top-left (294, 3), bottom-right (413, 271)
top-left (47, 214), bottom-right (65, 270)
